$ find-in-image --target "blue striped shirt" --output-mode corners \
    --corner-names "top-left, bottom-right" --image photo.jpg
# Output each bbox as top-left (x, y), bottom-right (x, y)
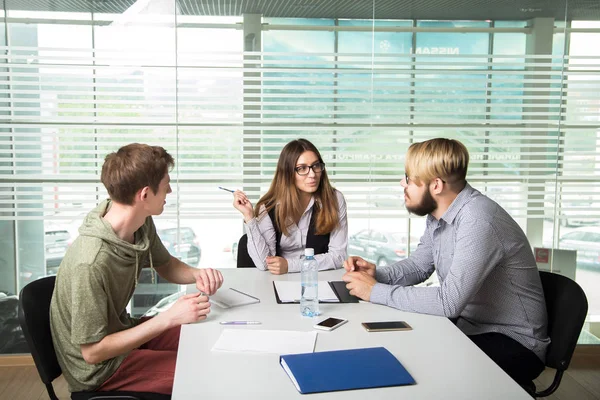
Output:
top-left (370, 183), bottom-right (550, 361)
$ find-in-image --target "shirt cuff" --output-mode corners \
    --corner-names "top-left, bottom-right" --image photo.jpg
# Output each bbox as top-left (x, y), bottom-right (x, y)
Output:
top-left (370, 283), bottom-right (393, 306)
top-left (287, 258), bottom-right (301, 273)
top-left (244, 217), bottom-right (258, 230)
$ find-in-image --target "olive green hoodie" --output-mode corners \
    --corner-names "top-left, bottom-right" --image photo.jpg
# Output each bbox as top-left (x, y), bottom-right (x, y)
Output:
top-left (49, 199), bottom-right (171, 392)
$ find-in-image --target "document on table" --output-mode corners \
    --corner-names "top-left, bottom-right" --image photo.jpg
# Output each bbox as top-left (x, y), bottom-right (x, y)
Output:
top-left (209, 287), bottom-right (260, 309)
top-left (273, 281), bottom-right (339, 303)
top-left (212, 329), bottom-right (318, 355)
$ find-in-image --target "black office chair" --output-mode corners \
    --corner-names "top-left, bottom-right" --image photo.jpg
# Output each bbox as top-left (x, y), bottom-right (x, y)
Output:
top-left (236, 234), bottom-right (256, 268)
top-left (18, 276), bottom-right (170, 400)
top-left (529, 271), bottom-right (588, 398)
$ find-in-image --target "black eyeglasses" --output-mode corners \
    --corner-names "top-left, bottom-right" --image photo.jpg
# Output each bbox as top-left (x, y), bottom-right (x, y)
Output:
top-left (295, 162), bottom-right (326, 176)
top-left (404, 172), bottom-right (445, 184)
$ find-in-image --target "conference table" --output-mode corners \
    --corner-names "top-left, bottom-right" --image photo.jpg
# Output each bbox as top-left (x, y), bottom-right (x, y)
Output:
top-left (172, 268), bottom-right (532, 399)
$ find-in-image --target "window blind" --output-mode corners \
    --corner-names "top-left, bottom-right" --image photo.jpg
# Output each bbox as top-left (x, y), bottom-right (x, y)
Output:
top-left (0, 19), bottom-right (599, 229)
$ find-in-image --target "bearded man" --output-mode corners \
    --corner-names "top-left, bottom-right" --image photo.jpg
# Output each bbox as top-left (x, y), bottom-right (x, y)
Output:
top-left (343, 138), bottom-right (549, 388)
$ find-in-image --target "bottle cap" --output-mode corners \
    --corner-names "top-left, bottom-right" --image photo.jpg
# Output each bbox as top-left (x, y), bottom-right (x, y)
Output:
top-left (304, 248), bottom-right (314, 257)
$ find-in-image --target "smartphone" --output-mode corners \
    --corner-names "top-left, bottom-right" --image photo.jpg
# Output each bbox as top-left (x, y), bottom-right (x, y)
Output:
top-left (313, 317), bottom-right (349, 331)
top-left (361, 321), bottom-right (412, 332)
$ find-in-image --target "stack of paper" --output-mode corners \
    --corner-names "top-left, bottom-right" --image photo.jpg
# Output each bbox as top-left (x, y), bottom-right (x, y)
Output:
top-left (212, 329), bottom-right (318, 355)
top-left (273, 281), bottom-right (339, 303)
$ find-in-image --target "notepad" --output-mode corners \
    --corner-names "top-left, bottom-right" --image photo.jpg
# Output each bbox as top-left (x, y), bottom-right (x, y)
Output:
top-left (212, 329), bottom-right (318, 355)
top-left (280, 347), bottom-right (416, 394)
top-left (273, 281), bottom-right (339, 303)
top-left (209, 287), bottom-right (260, 309)
top-left (328, 280), bottom-right (360, 303)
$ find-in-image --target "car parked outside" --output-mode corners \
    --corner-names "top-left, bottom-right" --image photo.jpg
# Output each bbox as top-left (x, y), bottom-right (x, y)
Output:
top-left (131, 223), bottom-right (201, 317)
top-left (142, 291), bottom-right (183, 317)
top-left (545, 195), bottom-right (599, 227)
top-left (558, 226), bottom-right (600, 269)
top-left (156, 224), bottom-right (201, 267)
top-left (232, 240), bottom-right (239, 261)
top-left (45, 224), bottom-right (72, 276)
top-left (367, 187), bottom-right (404, 209)
top-left (348, 229), bottom-right (418, 267)
top-left (0, 291), bottom-right (28, 354)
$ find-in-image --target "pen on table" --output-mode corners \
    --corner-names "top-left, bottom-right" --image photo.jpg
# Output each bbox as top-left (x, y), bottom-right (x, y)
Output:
top-left (220, 321), bottom-right (262, 325)
top-left (218, 186), bottom-right (235, 193)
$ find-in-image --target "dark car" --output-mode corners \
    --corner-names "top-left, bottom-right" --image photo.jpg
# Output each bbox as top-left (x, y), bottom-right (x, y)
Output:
top-left (348, 229), bottom-right (418, 267)
top-left (0, 292), bottom-right (28, 354)
top-left (157, 226), bottom-right (201, 267)
top-left (558, 227), bottom-right (600, 269)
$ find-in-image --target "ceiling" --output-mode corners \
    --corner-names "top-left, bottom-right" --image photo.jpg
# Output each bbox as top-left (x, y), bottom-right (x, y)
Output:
top-left (5, 0), bottom-right (600, 21)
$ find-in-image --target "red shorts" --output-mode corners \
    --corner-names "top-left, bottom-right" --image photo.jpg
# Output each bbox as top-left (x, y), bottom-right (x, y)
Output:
top-left (98, 317), bottom-right (181, 395)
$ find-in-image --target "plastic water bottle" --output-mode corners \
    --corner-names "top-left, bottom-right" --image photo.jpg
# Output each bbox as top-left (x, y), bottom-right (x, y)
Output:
top-left (301, 248), bottom-right (319, 317)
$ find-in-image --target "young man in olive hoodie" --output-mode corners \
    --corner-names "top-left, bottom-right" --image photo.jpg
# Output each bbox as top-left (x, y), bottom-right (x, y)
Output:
top-left (50, 143), bottom-right (223, 395)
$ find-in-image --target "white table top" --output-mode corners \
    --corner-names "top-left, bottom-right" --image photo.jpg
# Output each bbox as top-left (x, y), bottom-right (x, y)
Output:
top-left (172, 268), bottom-right (531, 399)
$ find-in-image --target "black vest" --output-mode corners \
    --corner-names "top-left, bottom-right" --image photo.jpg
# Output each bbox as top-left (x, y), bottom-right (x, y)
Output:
top-left (268, 205), bottom-right (330, 256)
top-left (236, 204), bottom-right (330, 268)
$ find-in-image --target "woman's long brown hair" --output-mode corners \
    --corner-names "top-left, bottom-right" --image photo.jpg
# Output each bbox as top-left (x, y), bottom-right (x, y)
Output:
top-left (254, 139), bottom-right (339, 236)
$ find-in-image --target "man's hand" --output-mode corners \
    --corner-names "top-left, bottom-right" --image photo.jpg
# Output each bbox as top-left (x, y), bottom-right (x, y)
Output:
top-left (266, 256), bottom-right (288, 275)
top-left (161, 292), bottom-right (211, 327)
top-left (342, 271), bottom-right (377, 301)
top-left (343, 256), bottom-right (376, 277)
top-left (193, 268), bottom-right (224, 296)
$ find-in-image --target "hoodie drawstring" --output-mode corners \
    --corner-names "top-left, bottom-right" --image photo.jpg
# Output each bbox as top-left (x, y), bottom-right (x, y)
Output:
top-left (133, 251), bottom-right (154, 287)
top-left (149, 252), bottom-right (155, 284)
top-left (134, 252), bottom-right (139, 288)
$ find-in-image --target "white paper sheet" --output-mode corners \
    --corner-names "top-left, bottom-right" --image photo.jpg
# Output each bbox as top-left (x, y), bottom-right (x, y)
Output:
top-left (211, 329), bottom-right (318, 355)
top-left (273, 281), bottom-right (339, 303)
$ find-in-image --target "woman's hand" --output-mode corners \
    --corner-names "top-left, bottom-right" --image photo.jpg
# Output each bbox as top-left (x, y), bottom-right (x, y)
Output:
top-left (233, 190), bottom-right (254, 222)
top-left (266, 256), bottom-right (288, 275)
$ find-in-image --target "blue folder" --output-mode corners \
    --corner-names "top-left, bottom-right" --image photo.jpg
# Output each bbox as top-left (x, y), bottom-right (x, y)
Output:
top-left (280, 347), bottom-right (415, 394)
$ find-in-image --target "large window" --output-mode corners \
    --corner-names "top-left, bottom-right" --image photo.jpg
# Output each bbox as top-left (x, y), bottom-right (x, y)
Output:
top-left (1, 1), bottom-right (600, 353)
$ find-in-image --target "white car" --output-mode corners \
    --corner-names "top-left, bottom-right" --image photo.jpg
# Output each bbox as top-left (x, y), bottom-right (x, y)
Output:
top-left (558, 226), bottom-right (600, 269)
top-left (142, 291), bottom-right (184, 317)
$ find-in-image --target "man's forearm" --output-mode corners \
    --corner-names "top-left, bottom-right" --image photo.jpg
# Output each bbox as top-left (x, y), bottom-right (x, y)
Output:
top-left (378, 258), bottom-right (433, 286)
top-left (81, 315), bottom-right (171, 364)
top-left (154, 256), bottom-right (196, 284)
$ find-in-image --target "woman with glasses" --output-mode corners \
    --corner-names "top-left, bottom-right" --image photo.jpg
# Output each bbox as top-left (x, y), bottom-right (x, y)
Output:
top-left (232, 138), bottom-right (348, 274)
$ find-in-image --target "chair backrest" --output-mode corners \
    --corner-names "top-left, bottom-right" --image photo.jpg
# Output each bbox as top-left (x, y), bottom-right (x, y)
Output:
top-left (540, 270), bottom-right (588, 371)
top-left (236, 234), bottom-right (257, 268)
top-left (18, 276), bottom-right (62, 385)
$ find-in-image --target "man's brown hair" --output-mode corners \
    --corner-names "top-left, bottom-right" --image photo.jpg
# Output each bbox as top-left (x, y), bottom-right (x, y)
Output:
top-left (101, 143), bottom-right (174, 205)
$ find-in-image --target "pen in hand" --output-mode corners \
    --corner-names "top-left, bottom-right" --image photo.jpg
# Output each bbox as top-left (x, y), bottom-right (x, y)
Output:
top-left (218, 186), bottom-right (235, 193)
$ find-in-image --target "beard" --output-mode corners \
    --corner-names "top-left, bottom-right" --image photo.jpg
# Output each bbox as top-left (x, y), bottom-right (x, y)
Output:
top-left (405, 186), bottom-right (437, 216)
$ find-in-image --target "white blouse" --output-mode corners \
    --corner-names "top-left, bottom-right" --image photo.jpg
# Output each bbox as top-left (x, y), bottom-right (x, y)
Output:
top-left (244, 189), bottom-right (348, 273)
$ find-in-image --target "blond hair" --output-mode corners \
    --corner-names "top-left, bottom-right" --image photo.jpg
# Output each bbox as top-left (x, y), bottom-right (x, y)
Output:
top-left (405, 138), bottom-right (469, 186)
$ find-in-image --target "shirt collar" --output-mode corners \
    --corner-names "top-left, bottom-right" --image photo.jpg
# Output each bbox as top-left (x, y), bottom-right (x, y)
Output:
top-left (438, 182), bottom-right (475, 225)
top-left (304, 196), bottom-right (316, 214)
